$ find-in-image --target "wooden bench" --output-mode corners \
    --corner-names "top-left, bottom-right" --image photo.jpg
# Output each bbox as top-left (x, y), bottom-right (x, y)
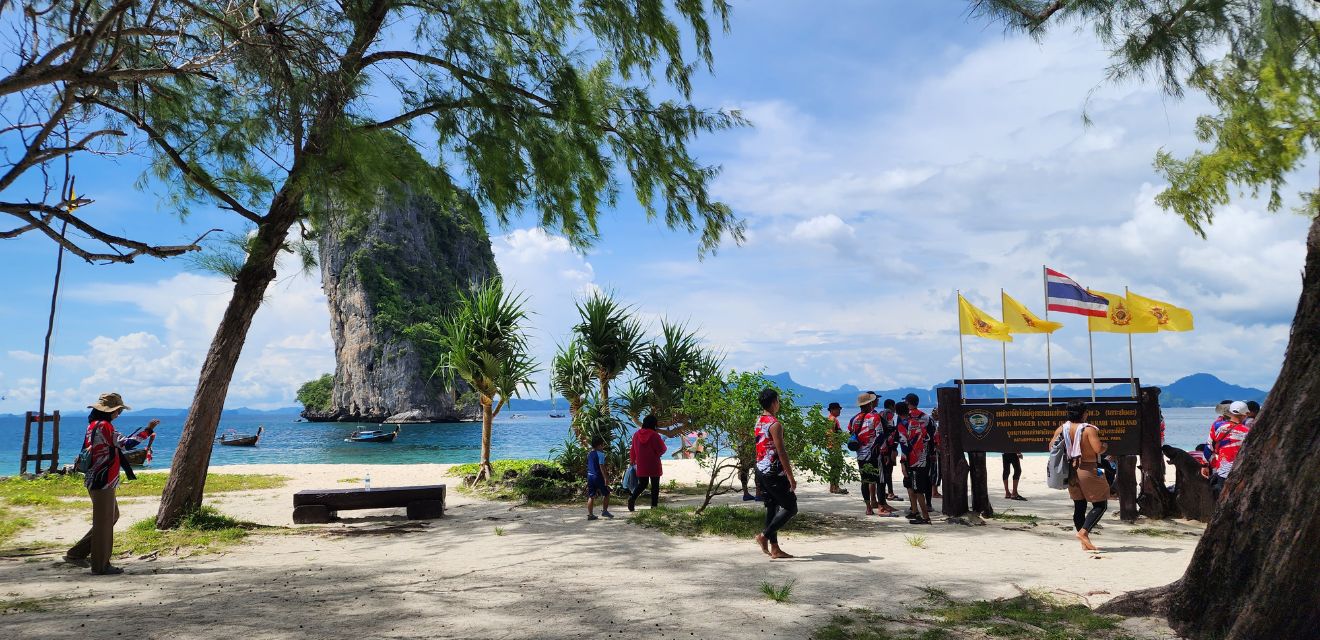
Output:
top-left (292, 485), bottom-right (445, 524)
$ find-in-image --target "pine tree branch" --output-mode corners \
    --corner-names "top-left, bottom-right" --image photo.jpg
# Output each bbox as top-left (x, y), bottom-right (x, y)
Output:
top-left (0, 201), bottom-right (218, 263)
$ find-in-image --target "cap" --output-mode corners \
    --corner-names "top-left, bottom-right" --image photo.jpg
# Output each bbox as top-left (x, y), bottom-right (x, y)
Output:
top-left (827, 402), bottom-right (842, 411)
top-left (1229, 401), bottom-right (1249, 416)
top-left (855, 392), bottom-right (877, 407)
top-left (904, 393), bottom-right (920, 405)
top-left (88, 392), bottom-right (131, 413)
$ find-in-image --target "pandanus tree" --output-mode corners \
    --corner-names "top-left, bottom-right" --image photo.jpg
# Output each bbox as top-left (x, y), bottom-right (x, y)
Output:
top-left (573, 292), bottom-right (647, 410)
top-left (973, 1), bottom-right (1320, 637)
top-left (551, 339), bottom-right (595, 420)
top-left (431, 280), bottom-right (538, 483)
top-left (620, 321), bottom-right (722, 436)
top-left (95, 0), bottom-right (746, 528)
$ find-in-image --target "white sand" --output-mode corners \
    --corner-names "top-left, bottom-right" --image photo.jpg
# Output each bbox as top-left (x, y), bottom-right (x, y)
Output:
top-left (1, 459), bottom-right (1198, 638)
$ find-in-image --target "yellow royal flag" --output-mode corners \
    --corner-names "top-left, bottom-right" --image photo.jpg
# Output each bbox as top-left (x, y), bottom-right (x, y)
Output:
top-left (1001, 291), bottom-right (1063, 334)
top-left (1088, 290), bottom-right (1158, 333)
top-left (959, 294), bottom-right (1012, 342)
top-left (1128, 291), bottom-right (1194, 332)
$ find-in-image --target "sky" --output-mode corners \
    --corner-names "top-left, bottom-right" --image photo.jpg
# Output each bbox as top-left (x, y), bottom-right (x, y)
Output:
top-left (0, 1), bottom-right (1309, 412)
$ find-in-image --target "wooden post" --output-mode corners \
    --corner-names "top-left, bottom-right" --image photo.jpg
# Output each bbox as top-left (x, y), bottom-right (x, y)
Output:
top-left (1136, 386), bottom-right (1175, 519)
top-left (49, 411), bottom-right (60, 472)
top-left (969, 452), bottom-right (993, 517)
top-left (20, 412), bottom-right (34, 475)
top-left (1118, 455), bottom-right (1138, 522)
top-left (937, 386), bottom-right (968, 516)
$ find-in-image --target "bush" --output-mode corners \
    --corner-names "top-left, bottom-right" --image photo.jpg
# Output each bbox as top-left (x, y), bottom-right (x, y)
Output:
top-left (448, 459), bottom-right (554, 478)
top-left (296, 374), bottom-right (334, 412)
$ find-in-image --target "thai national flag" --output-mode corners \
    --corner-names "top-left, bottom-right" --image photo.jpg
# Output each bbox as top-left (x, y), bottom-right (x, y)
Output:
top-left (1045, 267), bottom-right (1109, 317)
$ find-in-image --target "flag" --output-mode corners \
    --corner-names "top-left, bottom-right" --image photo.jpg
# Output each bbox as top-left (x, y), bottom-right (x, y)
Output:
top-left (959, 294), bottom-right (1012, 342)
top-left (1045, 267), bottom-right (1109, 317)
top-left (1088, 290), bottom-right (1158, 333)
top-left (1128, 291), bottom-right (1194, 332)
top-left (1002, 292), bottom-right (1063, 334)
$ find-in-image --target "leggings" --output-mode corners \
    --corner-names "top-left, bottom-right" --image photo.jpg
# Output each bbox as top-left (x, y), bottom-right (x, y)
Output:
top-left (756, 471), bottom-right (798, 544)
top-left (1002, 454), bottom-right (1021, 481)
top-left (629, 476), bottom-right (660, 508)
top-left (1073, 500), bottom-right (1107, 531)
top-left (881, 456), bottom-right (895, 495)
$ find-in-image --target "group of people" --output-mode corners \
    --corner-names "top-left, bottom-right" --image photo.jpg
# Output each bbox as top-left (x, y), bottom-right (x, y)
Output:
top-left (826, 391), bottom-right (942, 525)
top-left (1197, 399), bottom-right (1258, 500)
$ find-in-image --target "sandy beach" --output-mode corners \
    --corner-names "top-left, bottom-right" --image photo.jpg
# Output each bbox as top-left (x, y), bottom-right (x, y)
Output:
top-left (1, 460), bottom-right (1200, 638)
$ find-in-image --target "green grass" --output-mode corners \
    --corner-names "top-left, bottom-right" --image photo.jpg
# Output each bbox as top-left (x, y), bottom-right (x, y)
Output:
top-left (628, 505), bottom-right (836, 538)
top-left (760, 579), bottom-right (795, 603)
top-left (813, 592), bottom-right (1132, 640)
top-left (114, 506), bottom-right (279, 556)
top-left (905, 534), bottom-right (927, 549)
top-left (0, 506), bottom-right (33, 546)
top-left (0, 595), bottom-right (66, 615)
top-left (337, 477), bottom-right (362, 484)
top-left (0, 472), bottom-right (288, 504)
top-left (1125, 527), bottom-right (1186, 538)
top-left (988, 511), bottom-right (1041, 525)
top-left (448, 459), bottom-right (557, 478)
top-left (494, 527), bottom-right (506, 536)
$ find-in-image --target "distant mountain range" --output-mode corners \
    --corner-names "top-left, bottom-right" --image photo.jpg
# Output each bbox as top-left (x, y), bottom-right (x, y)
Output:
top-left (4, 373), bottom-right (1265, 418)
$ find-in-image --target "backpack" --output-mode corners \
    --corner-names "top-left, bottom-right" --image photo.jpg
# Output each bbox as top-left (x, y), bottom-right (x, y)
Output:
top-left (1046, 422), bottom-right (1078, 490)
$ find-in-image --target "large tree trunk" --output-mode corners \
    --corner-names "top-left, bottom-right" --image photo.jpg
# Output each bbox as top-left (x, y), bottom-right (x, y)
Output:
top-left (1163, 214), bottom-right (1320, 638)
top-left (154, 201), bottom-right (299, 527)
top-left (477, 398), bottom-right (494, 483)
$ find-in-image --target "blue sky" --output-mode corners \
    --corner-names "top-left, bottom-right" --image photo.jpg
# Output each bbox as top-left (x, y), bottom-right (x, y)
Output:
top-left (1, 1), bottom-right (1308, 411)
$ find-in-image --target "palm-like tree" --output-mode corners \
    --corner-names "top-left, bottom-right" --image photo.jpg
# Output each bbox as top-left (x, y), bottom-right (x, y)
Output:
top-left (551, 339), bottom-right (595, 419)
top-left (635, 321), bottom-right (723, 435)
top-left (573, 292), bottom-right (646, 410)
top-left (432, 280), bottom-right (539, 483)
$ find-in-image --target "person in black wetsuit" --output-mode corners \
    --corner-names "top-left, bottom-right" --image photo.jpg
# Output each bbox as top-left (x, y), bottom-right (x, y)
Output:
top-left (1002, 452), bottom-right (1025, 500)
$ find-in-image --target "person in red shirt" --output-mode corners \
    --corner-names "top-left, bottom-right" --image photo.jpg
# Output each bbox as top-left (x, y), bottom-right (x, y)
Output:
top-left (753, 387), bottom-right (798, 559)
top-left (825, 402), bottom-right (848, 495)
top-left (895, 401), bottom-right (933, 524)
top-left (627, 415), bottom-right (668, 511)
top-left (1202, 401), bottom-right (1251, 500)
top-left (849, 392), bottom-right (895, 516)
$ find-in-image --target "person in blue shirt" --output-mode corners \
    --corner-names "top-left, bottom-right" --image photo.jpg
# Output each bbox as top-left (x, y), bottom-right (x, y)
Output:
top-left (586, 435), bottom-right (614, 520)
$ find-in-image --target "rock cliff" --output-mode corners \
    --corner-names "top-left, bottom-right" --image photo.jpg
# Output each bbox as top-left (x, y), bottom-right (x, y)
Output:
top-left (306, 192), bottom-right (497, 423)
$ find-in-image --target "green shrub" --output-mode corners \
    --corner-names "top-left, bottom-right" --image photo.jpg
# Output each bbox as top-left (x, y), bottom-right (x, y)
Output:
top-left (296, 374), bottom-right (334, 412)
top-left (448, 459), bottom-right (555, 478)
top-left (116, 506), bottom-right (273, 556)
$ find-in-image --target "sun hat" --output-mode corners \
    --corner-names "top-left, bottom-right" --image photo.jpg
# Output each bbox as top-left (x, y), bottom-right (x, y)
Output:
top-left (827, 402), bottom-right (842, 411)
top-left (1215, 400), bottom-right (1232, 417)
top-left (88, 392), bottom-right (131, 413)
top-left (855, 392), bottom-right (877, 407)
top-left (1229, 401), bottom-right (1250, 416)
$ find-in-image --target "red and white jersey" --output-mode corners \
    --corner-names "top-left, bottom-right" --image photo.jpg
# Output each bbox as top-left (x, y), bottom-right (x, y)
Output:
top-left (754, 414), bottom-right (781, 475)
top-left (1210, 421), bottom-right (1250, 478)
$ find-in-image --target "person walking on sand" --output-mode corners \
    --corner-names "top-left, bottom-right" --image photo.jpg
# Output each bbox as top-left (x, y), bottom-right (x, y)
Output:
top-left (753, 387), bottom-right (798, 559)
top-left (586, 436), bottom-right (614, 520)
top-left (64, 393), bottom-right (154, 574)
top-left (825, 402), bottom-right (848, 495)
top-left (1051, 401), bottom-right (1109, 551)
top-left (627, 415), bottom-right (667, 511)
top-left (1002, 452), bottom-right (1026, 500)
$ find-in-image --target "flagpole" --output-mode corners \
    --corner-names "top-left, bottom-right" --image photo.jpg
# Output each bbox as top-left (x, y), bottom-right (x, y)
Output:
top-left (1042, 266), bottom-right (1053, 403)
top-left (957, 291), bottom-right (967, 400)
top-left (1126, 285), bottom-right (1137, 398)
top-left (1087, 289), bottom-right (1097, 402)
top-left (1000, 289), bottom-right (1008, 403)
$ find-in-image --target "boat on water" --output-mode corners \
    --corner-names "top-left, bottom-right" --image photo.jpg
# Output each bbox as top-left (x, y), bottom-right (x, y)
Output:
top-left (347, 425), bottom-right (400, 443)
top-left (548, 387), bottom-right (565, 418)
top-left (217, 426), bottom-right (263, 447)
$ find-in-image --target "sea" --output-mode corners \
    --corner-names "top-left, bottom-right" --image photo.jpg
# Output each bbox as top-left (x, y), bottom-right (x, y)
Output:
top-left (0, 406), bottom-right (1219, 473)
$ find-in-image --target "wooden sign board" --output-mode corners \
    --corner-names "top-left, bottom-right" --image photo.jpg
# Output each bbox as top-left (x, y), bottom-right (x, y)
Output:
top-left (958, 403), bottom-right (1142, 455)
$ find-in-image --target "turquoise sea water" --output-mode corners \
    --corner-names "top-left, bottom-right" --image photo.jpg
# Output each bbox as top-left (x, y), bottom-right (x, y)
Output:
top-left (0, 406), bottom-right (1219, 473)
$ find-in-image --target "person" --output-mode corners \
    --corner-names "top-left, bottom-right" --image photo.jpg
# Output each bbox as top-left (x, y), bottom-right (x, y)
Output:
top-left (895, 401), bottom-right (933, 524)
top-left (64, 393), bottom-right (154, 575)
top-left (1001, 452), bottom-right (1025, 500)
top-left (1202, 401), bottom-right (1251, 500)
top-left (1196, 400), bottom-right (1234, 465)
top-left (627, 415), bottom-right (667, 511)
top-left (824, 402), bottom-right (848, 494)
top-left (1245, 400), bottom-right (1260, 427)
top-left (1050, 401), bottom-right (1108, 551)
top-left (753, 387), bottom-right (798, 559)
top-left (848, 392), bottom-right (894, 516)
top-left (585, 436), bottom-right (614, 520)
top-left (879, 398), bottom-right (901, 502)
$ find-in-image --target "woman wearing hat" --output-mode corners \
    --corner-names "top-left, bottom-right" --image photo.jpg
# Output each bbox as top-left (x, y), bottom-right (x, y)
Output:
top-left (64, 392), bottom-right (155, 575)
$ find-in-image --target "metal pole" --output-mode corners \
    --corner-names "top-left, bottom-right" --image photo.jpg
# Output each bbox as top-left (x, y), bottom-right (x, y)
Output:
top-left (1001, 289), bottom-right (1008, 403)
top-left (1126, 285), bottom-right (1137, 398)
top-left (1087, 290), bottom-right (1097, 401)
top-left (1043, 266), bottom-right (1053, 403)
top-left (957, 290), bottom-right (967, 399)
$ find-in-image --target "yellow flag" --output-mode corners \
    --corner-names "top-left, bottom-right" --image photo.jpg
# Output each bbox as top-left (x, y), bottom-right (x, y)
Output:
top-left (1128, 291), bottom-right (1194, 332)
top-left (1088, 290), bottom-right (1158, 333)
top-left (959, 294), bottom-right (1012, 342)
top-left (1001, 291), bottom-right (1063, 334)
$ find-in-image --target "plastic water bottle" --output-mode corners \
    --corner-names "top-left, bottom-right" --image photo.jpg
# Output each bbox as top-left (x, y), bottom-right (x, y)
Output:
top-left (364, 473), bottom-right (371, 491)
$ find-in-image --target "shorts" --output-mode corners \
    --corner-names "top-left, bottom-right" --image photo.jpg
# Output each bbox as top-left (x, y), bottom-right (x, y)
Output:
top-left (587, 476), bottom-right (610, 498)
top-left (905, 466), bottom-right (932, 493)
top-left (857, 458), bottom-right (879, 484)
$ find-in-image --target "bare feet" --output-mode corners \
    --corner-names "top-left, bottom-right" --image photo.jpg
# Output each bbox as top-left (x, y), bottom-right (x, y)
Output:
top-left (1077, 529), bottom-right (1098, 551)
top-left (755, 533), bottom-right (770, 556)
top-left (865, 509), bottom-right (875, 516)
top-left (769, 547), bottom-right (795, 559)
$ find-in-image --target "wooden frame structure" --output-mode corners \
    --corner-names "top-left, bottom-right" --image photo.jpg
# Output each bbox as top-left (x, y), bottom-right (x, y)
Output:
top-left (20, 411), bottom-right (61, 475)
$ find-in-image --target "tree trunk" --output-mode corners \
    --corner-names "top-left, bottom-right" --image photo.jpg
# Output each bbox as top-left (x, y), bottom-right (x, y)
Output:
top-left (477, 398), bottom-right (493, 483)
top-left (1165, 214), bottom-right (1320, 639)
top-left (155, 200), bottom-right (299, 527)
top-left (1117, 456), bottom-right (1137, 522)
top-left (1164, 444), bottom-right (1215, 522)
top-left (937, 386), bottom-right (969, 516)
top-left (1137, 386), bottom-right (1176, 519)
top-left (969, 452), bottom-right (993, 517)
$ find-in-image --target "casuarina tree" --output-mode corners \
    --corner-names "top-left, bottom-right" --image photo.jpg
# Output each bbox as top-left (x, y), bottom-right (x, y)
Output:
top-left (430, 279), bottom-right (537, 483)
top-left (972, 1), bottom-right (1320, 637)
top-left (72, 0), bottom-right (746, 527)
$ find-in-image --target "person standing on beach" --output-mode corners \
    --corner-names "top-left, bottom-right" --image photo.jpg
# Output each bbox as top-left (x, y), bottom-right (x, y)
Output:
top-left (627, 415), bottom-right (667, 511)
top-left (1051, 401), bottom-right (1108, 551)
top-left (64, 393), bottom-right (154, 574)
top-left (849, 392), bottom-right (894, 516)
top-left (879, 398), bottom-right (900, 502)
top-left (1202, 401), bottom-right (1252, 500)
top-left (895, 401), bottom-right (933, 525)
top-left (753, 387), bottom-right (798, 559)
top-left (1002, 452), bottom-right (1025, 500)
top-left (825, 402), bottom-right (848, 495)
top-left (586, 436), bottom-right (614, 520)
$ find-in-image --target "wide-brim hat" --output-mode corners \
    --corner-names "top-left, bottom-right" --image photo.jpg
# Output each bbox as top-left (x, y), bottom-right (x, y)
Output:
top-left (88, 392), bottom-right (131, 413)
top-left (827, 402), bottom-right (842, 410)
top-left (856, 392), bottom-right (877, 407)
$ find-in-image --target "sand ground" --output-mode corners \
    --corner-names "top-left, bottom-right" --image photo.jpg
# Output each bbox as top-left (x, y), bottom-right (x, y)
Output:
top-left (1, 459), bottom-right (1199, 639)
